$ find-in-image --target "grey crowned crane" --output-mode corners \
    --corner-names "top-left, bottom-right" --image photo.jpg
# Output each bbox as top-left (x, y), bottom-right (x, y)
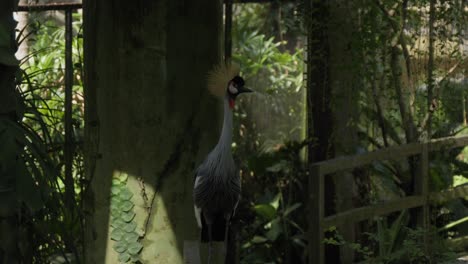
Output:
top-left (193, 63), bottom-right (252, 263)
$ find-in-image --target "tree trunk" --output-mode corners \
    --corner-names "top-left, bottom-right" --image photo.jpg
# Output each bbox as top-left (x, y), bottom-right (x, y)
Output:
top-left (83, 1), bottom-right (223, 263)
top-left (306, 0), bottom-right (339, 263)
top-left (0, 1), bottom-right (20, 263)
top-left (328, 1), bottom-right (361, 263)
top-left (307, 0), bottom-right (362, 263)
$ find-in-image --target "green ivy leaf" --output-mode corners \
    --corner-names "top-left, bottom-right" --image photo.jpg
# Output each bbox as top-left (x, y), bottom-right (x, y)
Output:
top-left (110, 228), bottom-right (124, 241)
top-left (121, 211), bottom-right (136, 223)
top-left (124, 222), bottom-right (137, 233)
top-left (124, 232), bottom-right (139, 243)
top-left (127, 241), bottom-right (143, 255)
top-left (112, 178), bottom-right (122, 186)
top-left (116, 173), bottom-right (128, 182)
top-left (111, 196), bottom-right (122, 205)
top-left (118, 252), bottom-right (131, 263)
top-left (120, 200), bottom-right (134, 212)
top-left (113, 240), bottom-right (128, 253)
top-left (111, 218), bottom-right (126, 229)
top-left (111, 186), bottom-right (122, 196)
top-left (119, 189), bottom-right (133, 201)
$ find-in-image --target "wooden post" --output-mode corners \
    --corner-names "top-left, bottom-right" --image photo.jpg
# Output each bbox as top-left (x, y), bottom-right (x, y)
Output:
top-left (415, 143), bottom-right (429, 248)
top-left (309, 165), bottom-right (324, 264)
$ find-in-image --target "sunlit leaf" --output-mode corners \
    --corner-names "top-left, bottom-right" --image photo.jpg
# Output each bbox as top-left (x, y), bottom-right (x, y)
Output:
top-left (124, 232), bottom-right (139, 243)
top-left (253, 204), bottom-right (276, 220)
top-left (122, 211), bottom-right (136, 223)
top-left (110, 228), bottom-right (124, 241)
top-left (124, 221), bottom-right (137, 233)
top-left (127, 241), bottom-right (143, 255)
top-left (113, 240), bottom-right (128, 253)
top-left (265, 218), bottom-right (282, 241)
top-left (119, 189), bottom-right (133, 201)
top-left (120, 200), bottom-right (134, 212)
top-left (251, 235), bottom-right (268, 244)
top-left (118, 252), bottom-right (131, 263)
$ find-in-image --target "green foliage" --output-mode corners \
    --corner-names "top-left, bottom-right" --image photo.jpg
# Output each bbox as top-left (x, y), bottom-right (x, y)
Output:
top-left (110, 172), bottom-right (142, 263)
top-left (325, 212), bottom-right (456, 263)
top-left (232, 3), bottom-right (305, 152)
top-left (239, 141), bottom-right (308, 263)
top-left (233, 1), bottom-right (467, 263)
top-left (0, 13), bottom-right (86, 263)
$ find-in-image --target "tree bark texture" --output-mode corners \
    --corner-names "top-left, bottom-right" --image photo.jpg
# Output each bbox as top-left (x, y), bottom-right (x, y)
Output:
top-left (307, 0), bottom-right (363, 263)
top-left (83, 1), bottom-right (222, 263)
top-left (306, 0), bottom-right (339, 263)
top-left (328, 1), bottom-right (361, 262)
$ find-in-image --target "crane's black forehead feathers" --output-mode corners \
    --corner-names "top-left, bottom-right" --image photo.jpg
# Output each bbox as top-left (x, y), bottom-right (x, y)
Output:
top-left (231, 76), bottom-right (245, 87)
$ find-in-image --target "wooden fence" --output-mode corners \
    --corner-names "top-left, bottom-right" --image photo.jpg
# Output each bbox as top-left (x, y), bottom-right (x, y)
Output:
top-left (308, 135), bottom-right (468, 264)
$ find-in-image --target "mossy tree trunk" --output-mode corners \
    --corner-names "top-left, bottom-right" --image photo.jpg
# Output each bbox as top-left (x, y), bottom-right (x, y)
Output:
top-left (83, 1), bottom-right (222, 263)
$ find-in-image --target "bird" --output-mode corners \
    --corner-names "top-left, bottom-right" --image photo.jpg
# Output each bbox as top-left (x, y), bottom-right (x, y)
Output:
top-left (193, 62), bottom-right (252, 263)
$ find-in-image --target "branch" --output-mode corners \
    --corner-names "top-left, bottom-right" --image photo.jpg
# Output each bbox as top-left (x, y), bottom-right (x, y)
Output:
top-left (419, 61), bottom-right (462, 134)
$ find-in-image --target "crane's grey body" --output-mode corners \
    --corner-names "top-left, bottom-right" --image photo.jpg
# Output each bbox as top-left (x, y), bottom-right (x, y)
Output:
top-left (193, 96), bottom-right (241, 234)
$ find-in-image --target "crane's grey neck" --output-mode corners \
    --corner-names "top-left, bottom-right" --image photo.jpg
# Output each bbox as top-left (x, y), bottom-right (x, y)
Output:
top-left (215, 96), bottom-right (233, 155)
top-left (202, 95), bottom-right (236, 179)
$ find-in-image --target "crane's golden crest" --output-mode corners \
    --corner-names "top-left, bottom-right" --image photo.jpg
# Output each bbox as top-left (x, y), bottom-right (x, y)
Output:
top-left (207, 62), bottom-right (240, 97)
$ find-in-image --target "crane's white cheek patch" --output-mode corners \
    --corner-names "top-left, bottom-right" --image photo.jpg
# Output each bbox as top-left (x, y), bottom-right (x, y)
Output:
top-left (229, 85), bottom-right (238, 94)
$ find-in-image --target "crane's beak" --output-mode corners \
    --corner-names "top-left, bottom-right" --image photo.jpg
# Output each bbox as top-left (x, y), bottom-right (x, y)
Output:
top-left (239, 86), bottom-right (254, 94)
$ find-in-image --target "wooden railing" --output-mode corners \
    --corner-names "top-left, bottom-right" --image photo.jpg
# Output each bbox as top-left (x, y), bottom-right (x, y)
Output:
top-left (308, 135), bottom-right (468, 264)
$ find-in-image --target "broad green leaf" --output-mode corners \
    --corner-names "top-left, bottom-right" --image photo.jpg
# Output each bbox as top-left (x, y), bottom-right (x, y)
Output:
top-left (265, 218), bottom-right (282, 241)
top-left (251, 235), bottom-right (268, 244)
top-left (283, 203), bottom-right (301, 216)
top-left (253, 204), bottom-right (276, 220)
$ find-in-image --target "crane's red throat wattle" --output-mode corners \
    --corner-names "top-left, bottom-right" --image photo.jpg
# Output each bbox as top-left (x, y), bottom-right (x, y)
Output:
top-left (229, 98), bottom-right (235, 109)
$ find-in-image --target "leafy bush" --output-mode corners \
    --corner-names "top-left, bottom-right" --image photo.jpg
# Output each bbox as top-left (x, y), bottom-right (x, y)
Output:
top-left (6, 12), bottom-right (85, 263)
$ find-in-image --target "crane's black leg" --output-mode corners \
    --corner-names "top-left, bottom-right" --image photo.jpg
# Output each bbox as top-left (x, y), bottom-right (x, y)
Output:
top-left (207, 223), bottom-right (213, 264)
